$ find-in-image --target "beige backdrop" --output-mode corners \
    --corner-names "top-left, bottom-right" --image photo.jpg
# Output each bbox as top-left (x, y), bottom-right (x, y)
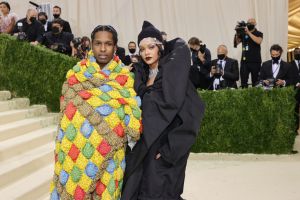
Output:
top-left (8, 0), bottom-right (288, 61)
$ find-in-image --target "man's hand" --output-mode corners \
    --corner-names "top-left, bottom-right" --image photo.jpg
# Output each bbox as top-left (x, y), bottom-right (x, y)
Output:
top-left (245, 27), bottom-right (250, 35)
top-left (276, 79), bottom-right (285, 86)
top-left (30, 41), bottom-right (38, 46)
top-left (210, 66), bottom-right (216, 76)
top-left (124, 63), bottom-right (133, 71)
top-left (197, 51), bottom-right (206, 63)
top-left (263, 80), bottom-right (270, 86)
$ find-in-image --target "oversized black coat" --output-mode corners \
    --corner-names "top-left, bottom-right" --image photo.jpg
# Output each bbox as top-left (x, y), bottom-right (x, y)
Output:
top-left (121, 38), bottom-right (205, 200)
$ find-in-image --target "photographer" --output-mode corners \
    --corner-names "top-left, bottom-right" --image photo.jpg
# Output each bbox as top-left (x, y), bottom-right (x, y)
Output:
top-left (259, 44), bottom-right (295, 89)
top-left (209, 45), bottom-right (239, 90)
top-left (71, 36), bottom-right (91, 59)
top-left (234, 18), bottom-right (263, 88)
top-left (188, 37), bottom-right (211, 89)
top-left (13, 8), bottom-right (44, 45)
top-left (42, 19), bottom-right (73, 55)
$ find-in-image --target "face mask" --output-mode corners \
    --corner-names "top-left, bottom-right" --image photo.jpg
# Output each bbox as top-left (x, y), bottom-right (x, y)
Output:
top-left (52, 26), bottom-right (60, 34)
top-left (29, 17), bottom-right (36, 23)
top-left (217, 54), bottom-right (226, 60)
top-left (295, 54), bottom-right (300, 60)
top-left (39, 19), bottom-right (47, 25)
top-left (190, 48), bottom-right (198, 53)
top-left (129, 48), bottom-right (136, 54)
top-left (271, 56), bottom-right (281, 64)
top-left (53, 14), bottom-right (60, 19)
top-left (247, 24), bottom-right (255, 31)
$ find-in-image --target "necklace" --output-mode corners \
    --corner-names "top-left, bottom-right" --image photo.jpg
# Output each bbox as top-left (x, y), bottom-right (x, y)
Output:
top-left (149, 68), bottom-right (159, 79)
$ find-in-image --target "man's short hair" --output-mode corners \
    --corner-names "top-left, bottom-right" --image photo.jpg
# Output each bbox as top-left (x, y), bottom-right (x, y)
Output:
top-left (52, 19), bottom-right (64, 27)
top-left (294, 47), bottom-right (300, 52)
top-left (91, 25), bottom-right (118, 45)
top-left (53, 5), bottom-right (61, 12)
top-left (0, 1), bottom-right (10, 11)
top-left (128, 41), bottom-right (136, 46)
top-left (270, 44), bottom-right (283, 54)
top-left (188, 37), bottom-right (202, 46)
top-left (38, 12), bottom-right (48, 19)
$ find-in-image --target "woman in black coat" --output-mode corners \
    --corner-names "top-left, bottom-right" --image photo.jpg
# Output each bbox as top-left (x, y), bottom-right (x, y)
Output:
top-left (121, 21), bottom-right (205, 200)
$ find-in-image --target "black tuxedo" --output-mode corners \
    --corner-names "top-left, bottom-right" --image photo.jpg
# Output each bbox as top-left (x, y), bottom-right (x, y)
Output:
top-left (208, 57), bottom-right (239, 90)
top-left (124, 54), bottom-right (138, 65)
top-left (259, 60), bottom-right (295, 86)
top-left (116, 46), bottom-right (126, 63)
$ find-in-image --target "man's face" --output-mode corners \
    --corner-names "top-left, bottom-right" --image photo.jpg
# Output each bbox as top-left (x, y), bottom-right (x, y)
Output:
top-left (247, 18), bottom-right (256, 26)
top-left (27, 10), bottom-right (37, 21)
top-left (92, 31), bottom-right (116, 68)
top-left (52, 23), bottom-right (63, 34)
top-left (189, 44), bottom-right (200, 51)
top-left (217, 47), bottom-right (227, 56)
top-left (271, 50), bottom-right (281, 58)
top-left (128, 42), bottom-right (136, 53)
top-left (128, 43), bottom-right (136, 50)
top-left (53, 8), bottom-right (61, 15)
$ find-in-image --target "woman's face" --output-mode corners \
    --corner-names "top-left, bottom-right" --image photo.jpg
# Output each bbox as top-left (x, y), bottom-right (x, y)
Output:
top-left (0, 4), bottom-right (9, 15)
top-left (139, 38), bottom-right (160, 68)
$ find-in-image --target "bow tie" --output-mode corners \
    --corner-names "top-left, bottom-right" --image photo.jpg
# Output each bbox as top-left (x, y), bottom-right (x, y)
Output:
top-left (273, 60), bottom-right (279, 64)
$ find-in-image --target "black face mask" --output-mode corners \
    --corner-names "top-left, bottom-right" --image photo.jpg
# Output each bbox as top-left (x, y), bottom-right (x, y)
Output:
top-left (247, 24), bottom-right (255, 31)
top-left (217, 54), bottom-right (226, 60)
top-left (129, 48), bottom-right (136, 54)
top-left (190, 48), bottom-right (198, 53)
top-left (52, 27), bottom-right (60, 34)
top-left (53, 14), bottom-right (60, 19)
top-left (39, 19), bottom-right (47, 25)
top-left (295, 54), bottom-right (300, 60)
top-left (29, 17), bottom-right (36, 23)
top-left (271, 56), bottom-right (281, 64)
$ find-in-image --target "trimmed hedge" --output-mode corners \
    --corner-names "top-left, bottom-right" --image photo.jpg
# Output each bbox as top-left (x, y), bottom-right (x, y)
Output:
top-left (0, 34), bottom-right (78, 112)
top-left (192, 87), bottom-right (297, 154)
top-left (0, 34), bottom-right (297, 153)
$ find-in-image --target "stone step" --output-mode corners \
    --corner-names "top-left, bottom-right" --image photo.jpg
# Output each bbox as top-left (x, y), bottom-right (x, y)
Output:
top-left (0, 113), bottom-right (59, 142)
top-left (0, 126), bottom-right (57, 161)
top-left (0, 105), bottom-right (48, 125)
top-left (0, 142), bottom-right (54, 189)
top-left (0, 98), bottom-right (30, 112)
top-left (0, 91), bottom-right (11, 101)
top-left (0, 164), bottom-right (53, 200)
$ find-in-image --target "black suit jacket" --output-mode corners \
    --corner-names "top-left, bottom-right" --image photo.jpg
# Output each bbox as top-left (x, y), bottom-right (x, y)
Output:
top-left (260, 60), bottom-right (296, 86)
top-left (208, 57), bottom-right (239, 89)
top-left (42, 31), bottom-right (74, 55)
top-left (289, 60), bottom-right (300, 101)
top-left (116, 47), bottom-right (126, 63)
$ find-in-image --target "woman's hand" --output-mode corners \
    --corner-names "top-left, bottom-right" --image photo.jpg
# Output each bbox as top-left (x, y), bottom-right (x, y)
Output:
top-left (155, 153), bottom-right (161, 160)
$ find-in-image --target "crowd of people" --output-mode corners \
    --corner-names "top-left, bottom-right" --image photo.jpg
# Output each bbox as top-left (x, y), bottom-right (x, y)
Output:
top-left (1, 2), bottom-right (300, 92)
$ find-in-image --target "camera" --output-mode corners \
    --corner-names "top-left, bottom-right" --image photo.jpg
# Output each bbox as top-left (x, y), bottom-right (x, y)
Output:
top-left (199, 44), bottom-right (206, 54)
top-left (214, 67), bottom-right (223, 78)
top-left (16, 22), bottom-right (27, 41)
top-left (72, 37), bottom-right (81, 48)
top-left (235, 20), bottom-right (247, 37)
top-left (50, 43), bottom-right (67, 53)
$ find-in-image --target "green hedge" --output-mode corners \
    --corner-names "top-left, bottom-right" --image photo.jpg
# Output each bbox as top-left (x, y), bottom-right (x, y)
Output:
top-left (192, 87), bottom-right (297, 154)
top-left (0, 34), bottom-right (78, 112)
top-left (0, 34), bottom-right (297, 153)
